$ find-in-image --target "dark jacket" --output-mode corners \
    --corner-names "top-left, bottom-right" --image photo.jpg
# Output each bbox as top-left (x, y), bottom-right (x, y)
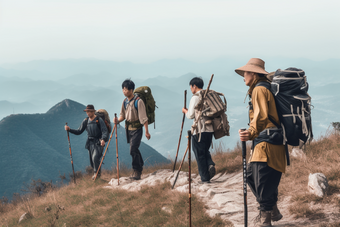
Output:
top-left (69, 116), bottom-right (108, 149)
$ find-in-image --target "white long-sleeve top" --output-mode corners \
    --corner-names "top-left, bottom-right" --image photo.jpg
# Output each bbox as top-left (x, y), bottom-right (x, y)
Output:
top-left (186, 91), bottom-right (214, 135)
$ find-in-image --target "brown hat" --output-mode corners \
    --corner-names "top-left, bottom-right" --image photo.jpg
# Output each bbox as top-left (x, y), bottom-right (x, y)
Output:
top-left (235, 58), bottom-right (268, 77)
top-left (84, 104), bottom-right (95, 112)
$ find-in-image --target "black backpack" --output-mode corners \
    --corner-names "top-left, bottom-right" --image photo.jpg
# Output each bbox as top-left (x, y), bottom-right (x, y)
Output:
top-left (257, 67), bottom-right (313, 147)
top-left (85, 109), bottom-right (111, 142)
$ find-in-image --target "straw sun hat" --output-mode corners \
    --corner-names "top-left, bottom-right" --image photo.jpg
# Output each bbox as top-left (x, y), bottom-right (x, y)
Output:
top-left (235, 58), bottom-right (268, 77)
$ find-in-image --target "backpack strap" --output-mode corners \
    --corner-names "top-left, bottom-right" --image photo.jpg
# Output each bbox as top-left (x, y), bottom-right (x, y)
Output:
top-left (254, 81), bottom-right (290, 165)
top-left (124, 96), bottom-right (140, 111)
top-left (124, 98), bottom-right (129, 109)
top-left (255, 81), bottom-right (281, 128)
top-left (255, 81), bottom-right (271, 90)
top-left (85, 116), bottom-right (101, 129)
top-left (134, 96), bottom-right (140, 111)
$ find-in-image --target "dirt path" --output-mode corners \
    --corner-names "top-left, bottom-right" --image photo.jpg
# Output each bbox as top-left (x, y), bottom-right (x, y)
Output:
top-left (104, 169), bottom-right (332, 226)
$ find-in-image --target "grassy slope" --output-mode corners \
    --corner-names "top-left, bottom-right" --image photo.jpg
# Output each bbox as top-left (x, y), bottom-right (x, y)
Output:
top-left (1, 131), bottom-right (340, 227)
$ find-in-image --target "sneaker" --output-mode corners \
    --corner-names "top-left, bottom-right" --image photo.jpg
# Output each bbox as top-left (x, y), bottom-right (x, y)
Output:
top-left (208, 165), bottom-right (216, 180)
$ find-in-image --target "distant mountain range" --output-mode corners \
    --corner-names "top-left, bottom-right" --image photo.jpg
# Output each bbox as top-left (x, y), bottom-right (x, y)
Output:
top-left (0, 57), bottom-right (339, 164)
top-left (0, 99), bottom-right (169, 200)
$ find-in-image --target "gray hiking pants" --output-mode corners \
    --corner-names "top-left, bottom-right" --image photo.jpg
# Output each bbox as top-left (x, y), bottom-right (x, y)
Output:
top-left (128, 128), bottom-right (144, 172)
top-left (88, 141), bottom-right (104, 174)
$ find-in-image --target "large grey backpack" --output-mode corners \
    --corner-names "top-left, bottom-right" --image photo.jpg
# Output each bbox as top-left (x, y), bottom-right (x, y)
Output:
top-left (194, 90), bottom-right (230, 140)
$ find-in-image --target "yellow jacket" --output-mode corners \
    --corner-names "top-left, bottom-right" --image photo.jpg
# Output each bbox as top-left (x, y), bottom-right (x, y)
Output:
top-left (247, 78), bottom-right (286, 173)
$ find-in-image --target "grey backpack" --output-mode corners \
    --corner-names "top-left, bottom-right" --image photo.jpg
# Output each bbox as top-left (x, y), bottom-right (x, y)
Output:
top-left (194, 90), bottom-right (230, 140)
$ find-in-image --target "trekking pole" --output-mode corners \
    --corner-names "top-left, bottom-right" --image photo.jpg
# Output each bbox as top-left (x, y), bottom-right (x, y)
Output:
top-left (188, 130), bottom-right (192, 227)
top-left (241, 128), bottom-right (248, 227)
top-left (115, 113), bottom-right (120, 185)
top-left (171, 145), bottom-right (189, 189)
top-left (66, 123), bottom-right (76, 184)
top-left (173, 90), bottom-right (187, 172)
top-left (93, 121), bottom-right (116, 181)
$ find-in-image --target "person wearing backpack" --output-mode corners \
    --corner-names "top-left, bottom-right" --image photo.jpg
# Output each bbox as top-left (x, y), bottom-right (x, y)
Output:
top-left (114, 79), bottom-right (150, 180)
top-left (64, 104), bottom-right (108, 180)
top-left (182, 77), bottom-right (216, 184)
top-left (236, 58), bottom-right (285, 227)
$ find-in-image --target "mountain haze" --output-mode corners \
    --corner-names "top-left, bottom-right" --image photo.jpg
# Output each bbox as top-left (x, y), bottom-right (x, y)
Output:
top-left (0, 99), bottom-right (169, 200)
top-left (0, 58), bottom-right (339, 159)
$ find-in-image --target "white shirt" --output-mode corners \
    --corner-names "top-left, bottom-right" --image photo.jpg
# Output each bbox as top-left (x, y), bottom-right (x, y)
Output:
top-left (186, 91), bottom-right (214, 135)
top-left (186, 91), bottom-right (199, 120)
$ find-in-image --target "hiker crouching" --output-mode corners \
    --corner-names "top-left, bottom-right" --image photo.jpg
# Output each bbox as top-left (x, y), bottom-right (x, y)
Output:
top-left (236, 58), bottom-right (285, 227)
top-left (115, 79), bottom-right (150, 180)
top-left (182, 77), bottom-right (216, 184)
top-left (64, 105), bottom-right (108, 180)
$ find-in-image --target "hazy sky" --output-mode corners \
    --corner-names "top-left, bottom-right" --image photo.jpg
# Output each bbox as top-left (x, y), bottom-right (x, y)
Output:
top-left (0, 0), bottom-right (339, 64)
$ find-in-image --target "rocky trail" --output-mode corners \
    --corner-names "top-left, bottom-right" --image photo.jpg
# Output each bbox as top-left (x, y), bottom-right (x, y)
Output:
top-left (104, 169), bottom-right (333, 227)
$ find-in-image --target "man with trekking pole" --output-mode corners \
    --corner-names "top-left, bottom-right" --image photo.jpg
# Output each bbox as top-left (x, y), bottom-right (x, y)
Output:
top-left (64, 104), bottom-right (108, 180)
top-left (114, 79), bottom-right (150, 180)
top-left (236, 58), bottom-right (285, 227)
top-left (182, 77), bottom-right (216, 183)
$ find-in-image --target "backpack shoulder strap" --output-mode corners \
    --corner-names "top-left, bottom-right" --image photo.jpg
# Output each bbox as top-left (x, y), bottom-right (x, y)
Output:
top-left (124, 98), bottom-right (129, 109)
top-left (255, 81), bottom-right (281, 128)
top-left (124, 96), bottom-right (140, 110)
top-left (255, 81), bottom-right (271, 90)
top-left (134, 96), bottom-right (140, 111)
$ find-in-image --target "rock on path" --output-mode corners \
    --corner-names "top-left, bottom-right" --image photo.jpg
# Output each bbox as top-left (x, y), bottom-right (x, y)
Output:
top-left (104, 169), bottom-right (322, 227)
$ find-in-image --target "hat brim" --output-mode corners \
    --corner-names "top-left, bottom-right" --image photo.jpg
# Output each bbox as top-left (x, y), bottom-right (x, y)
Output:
top-left (235, 65), bottom-right (268, 77)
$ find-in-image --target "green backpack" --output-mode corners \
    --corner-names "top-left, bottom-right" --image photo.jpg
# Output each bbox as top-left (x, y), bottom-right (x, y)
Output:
top-left (134, 86), bottom-right (156, 128)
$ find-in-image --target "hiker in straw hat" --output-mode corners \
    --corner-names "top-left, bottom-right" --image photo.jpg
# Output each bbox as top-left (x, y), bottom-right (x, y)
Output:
top-left (236, 58), bottom-right (286, 226)
top-left (65, 104), bottom-right (108, 180)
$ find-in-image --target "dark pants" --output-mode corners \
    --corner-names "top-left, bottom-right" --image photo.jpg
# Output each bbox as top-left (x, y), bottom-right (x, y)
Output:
top-left (88, 142), bottom-right (104, 174)
top-left (247, 162), bottom-right (282, 211)
top-left (192, 132), bottom-right (215, 181)
top-left (128, 128), bottom-right (144, 172)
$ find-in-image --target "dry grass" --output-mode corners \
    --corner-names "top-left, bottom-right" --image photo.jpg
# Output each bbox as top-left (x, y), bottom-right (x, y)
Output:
top-left (279, 130), bottom-right (340, 220)
top-left (2, 130), bottom-right (340, 226)
top-left (0, 171), bottom-right (228, 227)
top-left (319, 223), bottom-right (340, 227)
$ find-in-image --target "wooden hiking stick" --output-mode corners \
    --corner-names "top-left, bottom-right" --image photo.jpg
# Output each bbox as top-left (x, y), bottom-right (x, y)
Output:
top-left (66, 123), bottom-right (76, 184)
top-left (173, 90), bottom-right (187, 172)
top-left (204, 74), bottom-right (214, 98)
top-left (171, 145), bottom-right (189, 189)
top-left (115, 113), bottom-right (120, 185)
top-left (93, 121), bottom-right (116, 181)
top-left (241, 128), bottom-right (248, 227)
top-left (188, 130), bottom-right (192, 227)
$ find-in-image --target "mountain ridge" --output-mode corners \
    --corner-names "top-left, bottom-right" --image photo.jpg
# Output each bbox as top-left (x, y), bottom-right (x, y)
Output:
top-left (0, 99), bottom-right (169, 200)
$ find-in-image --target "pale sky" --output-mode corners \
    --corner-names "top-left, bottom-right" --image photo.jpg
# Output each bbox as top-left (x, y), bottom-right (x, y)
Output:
top-left (0, 0), bottom-right (339, 64)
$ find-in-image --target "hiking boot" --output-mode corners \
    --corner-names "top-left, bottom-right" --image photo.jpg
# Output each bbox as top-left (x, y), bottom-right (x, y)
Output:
top-left (130, 170), bottom-right (142, 180)
top-left (256, 211), bottom-right (272, 227)
top-left (271, 204), bottom-right (283, 222)
top-left (198, 180), bottom-right (211, 184)
top-left (92, 173), bottom-right (100, 180)
top-left (208, 165), bottom-right (216, 179)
